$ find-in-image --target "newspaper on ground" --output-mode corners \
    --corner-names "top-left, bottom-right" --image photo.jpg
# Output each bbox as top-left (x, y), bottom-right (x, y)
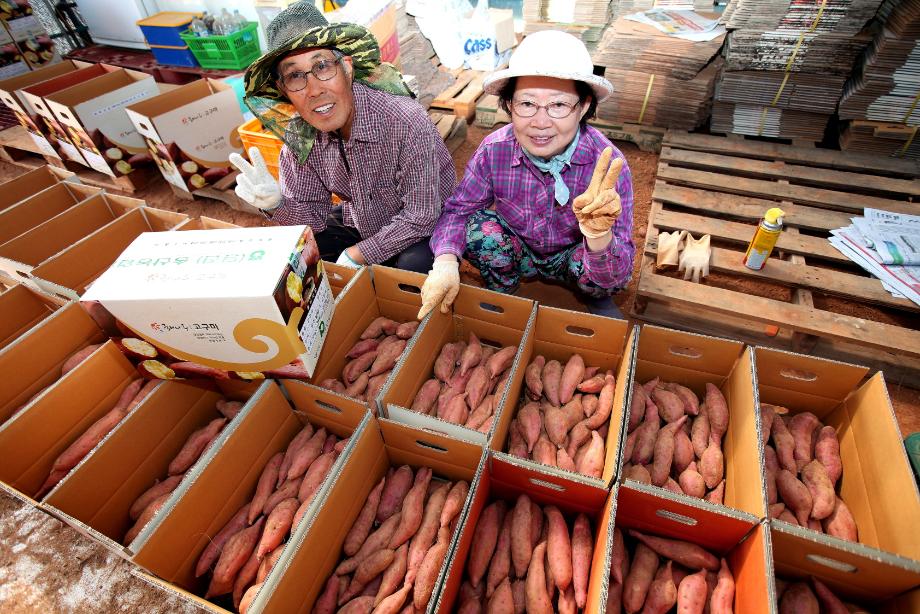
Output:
top-left (625, 9), bottom-right (726, 41)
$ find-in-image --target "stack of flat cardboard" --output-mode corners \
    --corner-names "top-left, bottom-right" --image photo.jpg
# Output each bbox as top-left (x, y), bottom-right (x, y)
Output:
top-left (611, 0), bottom-right (715, 20)
top-left (522, 0), bottom-right (609, 44)
top-left (394, 9), bottom-right (456, 109)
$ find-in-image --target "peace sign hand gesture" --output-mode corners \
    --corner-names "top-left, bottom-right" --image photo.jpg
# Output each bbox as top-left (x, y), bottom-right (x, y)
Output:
top-left (572, 147), bottom-right (624, 239)
top-left (229, 146), bottom-right (282, 211)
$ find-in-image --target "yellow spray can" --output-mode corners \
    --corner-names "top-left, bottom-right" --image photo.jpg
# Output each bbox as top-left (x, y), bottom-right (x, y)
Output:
top-left (743, 207), bottom-right (785, 270)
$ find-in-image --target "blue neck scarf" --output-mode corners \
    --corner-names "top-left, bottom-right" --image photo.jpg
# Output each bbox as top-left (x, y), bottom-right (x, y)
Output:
top-left (523, 129), bottom-right (581, 206)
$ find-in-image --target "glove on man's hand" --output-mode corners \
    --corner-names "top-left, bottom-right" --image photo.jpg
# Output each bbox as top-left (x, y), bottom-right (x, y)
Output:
top-left (656, 230), bottom-right (687, 268)
top-left (572, 147), bottom-right (624, 239)
top-left (417, 257), bottom-right (460, 320)
top-left (229, 147), bottom-right (281, 211)
top-left (679, 233), bottom-right (711, 283)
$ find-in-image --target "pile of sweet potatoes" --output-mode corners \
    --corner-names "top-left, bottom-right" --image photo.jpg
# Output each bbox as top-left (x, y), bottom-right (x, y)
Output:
top-left (609, 528), bottom-right (734, 614)
top-left (407, 332), bottom-right (517, 432)
top-left (36, 374), bottom-right (158, 499)
top-left (776, 576), bottom-right (862, 613)
top-left (761, 405), bottom-right (856, 542)
top-left (312, 465), bottom-right (470, 614)
top-left (195, 420), bottom-right (349, 612)
top-left (506, 354), bottom-right (614, 478)
top-left (319, 316), bottom-right (420, 405)
top-left (122, 398), bottom-right (242, 545)
top-left (622, 378), bottom-right (729, 504)
top-left (455, 493), bottom-right (596, 614)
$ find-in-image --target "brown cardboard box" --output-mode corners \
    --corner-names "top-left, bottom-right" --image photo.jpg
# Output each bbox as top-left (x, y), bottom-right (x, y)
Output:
top-left (323, 261), bottom-right (362, 301)
top-left (616, 326), bottom-right (764, 550)
top-left (0, 180), bottom-right (99, 247)
top-left (0, 284), bottom-right (62, 351)
top-left (771, 573), bottom-right (919, 612)
top-left (489, 306), bottom-right (634, 503)
top-left (28, 206), bottom-right (188, 302)
top-left (41, 379), bottom-right (254, 559)
top-left (0, 164), bottom-right (76, 213)
top-left (175, 216), bottom-right (241, 231)
top-left (0, 301), bottom-right (104, 431)
top-left (126, 79), bottom-right (244, 193)
top-left (614, 483), bottom-right (773, 613)
top-left (434, 455), bottom-right (614, 612)
top-left (380, 281), bottom-right (536, 448)
top-left (756, 347), bottom-right (920, 599)
top-left (243, 413), bottom-right (482, 613)
top-left (129, 380), bottom-right (366, 612)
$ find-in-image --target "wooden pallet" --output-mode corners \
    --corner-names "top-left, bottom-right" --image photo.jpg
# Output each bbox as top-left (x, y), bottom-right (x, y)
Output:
top-left (474, 94), bottom-right (510, 129)
top-left (633, 131), bottom-right (920, 384)
top-left (588, 120), bottom-right (667, 153)
top-left (429, 110), bottom-right (468, 153)
top-left (430, 70), bottom-right (486, 123)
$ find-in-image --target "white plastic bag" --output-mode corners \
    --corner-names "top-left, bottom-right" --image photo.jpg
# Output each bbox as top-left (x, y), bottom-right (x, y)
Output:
top-left (461, 0), bottom-right (500, 71)
top-left (407, 0), bottom-right (471, 69)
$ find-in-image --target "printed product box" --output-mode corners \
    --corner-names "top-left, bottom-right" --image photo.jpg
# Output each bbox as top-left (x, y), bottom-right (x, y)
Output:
top-left (44, 67), bottom-right (161, 178)
top-left (80, 225), bottom-right (334, 382)
top-left (616, 326), bottom-right (765, 551)
top-left (126, 78), bottom-right (245, 194)
top-left (0, 38), bottom-right (28, 81)
top-left (756, 347), bottom-right (920, 599)
top-left (489, 306), bottom-right (635, 506)
top-left (0, 284), bottom-right (63, 352)
top-left (0, 60), bottom-right (91, 162)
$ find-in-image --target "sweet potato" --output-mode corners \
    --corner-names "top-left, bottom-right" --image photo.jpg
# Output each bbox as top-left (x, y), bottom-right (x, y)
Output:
top-left (124, 491), bottom-right (170, 544)
top-left (376, 584), bottom-right (411, 614)
top-left (576, 430), bottom-right (605, 478)
top-left (487, 511), bottom-right (514, 597)
top-left (651, 427), bottom-right (676, 486)
top-left (459, 332), bottom-right (483, 377)
top-left (544, 505), bottom-right (573, 591)
top-left (130, 474), bottom-right (183, 521)
top-left (678, 466), bottom-right (706, 498)
top-left (239, 582), bottom-right (262, 614)
top-left (810, 577), bottom-right (849, 614)
top-left (644, 561), bottom-right (677, 614)
top-left (355, 548), bottom-right (397, 588)
top-left (401, 472), bottom-right (443, 577)
top-left (759, 403), bottom-right (776, 446)
top-left (584, 374), bottom-right (616, 430)
top-left (822, 497), bottom-right (858, 542)
top-left (700, 442), bottom-right (724, 490)
top-left (361, 316), bottom-right (399, 339)
top-left (541, 360), bottom-right (563, 406)
top-left (232, 551), bottom-right (261, 609)
top-left (278, 423), bottom-right (314, 487)
top-left (286, 427), bottom-right (326, 482)
top-left (814, 426), bottom-right (842, 486)
top-left (666, 382), bottom-right (700, 417)
top-left (543, 404), bottom-right (569, 447)
top-left (779, 582), bottom-right (819, 614)
top-left (511, 494), bottom-right (533, 578)
top-left (571, 513), bottom-right (592, 608)
top-left (625, 463), bottom-right (652, 485)
top-left (348, 338), bottom-right (380, 358)
top-left (371, 339), bottom-right (406, 377)
top-left (709, 558), bottom-right (734, 614)
top-left (314, 576), bottom-right (339, 614)
top-left (441, 480), bottom-right (469, 528)
top-left (298, 451), bottom-right (338, 505)
top-left (487, 346), bottom-right (516, 379)
top-left (168, 416), bottom-right (227, 476)
top-left (469, 500), bottom-right (506, 587)
top-left (632, 414), bottom-right (660, 465)
top-left (338, 510), bottom-right (402, 575)
top-left (704, 384), bottom-right (729, 442)
top-left (577, 374), bottom-right (605, 394)
top-left (365, 373), bottom-right (388, 406)
top-left (442, 393), bottom-right (470, 425)
top-left (652, 387), bottom-right (685, 423)
top-left (396, 320), bottom-right (420, 340)
top-left (61, 343), bottom-right (104, 376)
top-left (344, 476), bottom-right (385, 557)
top-left (434, 342), bottom-right (461, 382)
top-left (339, 596), bottom-right (375, 614)
top-left (578, 394), bottom-right (596, 420)
top-left (466, 395), bottom-right (495, 430)
top-left (768, 503), bottom-right (786, 519)
top-left (257, 546), bottom-right (283, 584)
top-left (643, 377), bottom-right (660, 394)
top-left (777, 508), bottom-right (799, 526)
top-left (411, 379), bottom-right (441, 415)
top-left (789, 412), bottom-right (821, 470)
top-left (776, 469), bottom-right (813, 526)
top-left (566, 422), bottom-right (592, 460)
top-left (673, 428), bottom-right (694, 475)
top-left (525, 542), bottom-right (553, 614)
top-left (465, 365), bottom-right (490, 412)
top-left (629, 381), bottom-right (647, 433)
top-left (414, 526), bottom-right (451, 610)
top-left (771, 416), bottom-right (797, 473)
top-left (487, 577), bottom-right (514, 614)
top-left (376, 543), bottom-right (409, 605)
top-left (343, 351), bottom-right (377, 385)
top-left (559, 354), bottom-right (585, 404)
top-left (801, 459), bottom-right (835, 520)
top-left (624, 542), bottom-right (658, 613)
top-left (677, 569), bottom-right (708, 614)
top-left (764, 445), bottom-right (779, 505)
top-left (255, 497), bottom-right (298, 560)
top-left (345, 371), bottom-right (369, 398)
top-left (690, 412), bottom-right (710, 460)
top-left (629, 530), bottom-right (720, 571)
top-left (211, 517), bottom-right (265, 592)
top-left (517, 403), bottom-right (543, 453)
top-left (525, 355), bottom-right (546, 399)
top-left (195, 503), bottom-right (250, 577)
top-left (705, 480), bottom-right (726, 505)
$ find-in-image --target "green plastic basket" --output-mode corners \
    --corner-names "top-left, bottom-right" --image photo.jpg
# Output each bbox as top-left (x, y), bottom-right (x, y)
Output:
top-left (179, 22), bottom-right (261, 70)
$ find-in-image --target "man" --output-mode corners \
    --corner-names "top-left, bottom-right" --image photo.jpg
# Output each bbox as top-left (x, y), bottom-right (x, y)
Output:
top-left (418, 30), bottom-right (635, 319)
top-left (231, 2), bottom-right (456, 272)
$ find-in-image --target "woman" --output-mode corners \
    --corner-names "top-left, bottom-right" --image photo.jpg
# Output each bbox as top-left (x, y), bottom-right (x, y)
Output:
top-left (417, 30), bottom-right (635, 319)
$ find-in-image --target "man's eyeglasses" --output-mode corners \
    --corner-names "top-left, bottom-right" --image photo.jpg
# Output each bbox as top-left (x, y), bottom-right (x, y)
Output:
top-left (511, 99), bottom-right (581, 119)
top-left (279, 56), bottom-right (342, 92)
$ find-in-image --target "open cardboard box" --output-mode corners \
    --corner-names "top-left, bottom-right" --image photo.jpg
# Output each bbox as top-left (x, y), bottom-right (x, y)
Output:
top-left (126, 78), bottom-right (244, 194)
top-left (0, 164), bottom-right (76, 213)
top-left (240, 411), bottom-right (483, 613)
top-left (489, 306), bottom-right (635, 505)
top-left (0, 59), bottom-right (92, 162)
top-left (755, 347), bottom-right (920, 599)
top-left (771, 570), bottom-right (920, 613)
top-left (0, 180), bottom-right (99, 247)
top-left (0, 301), bottom-right (104, 432)
top-left (293, 265), bottom-right (428, 415)
top-left (175, 216), bottom-right (241, 231)
top-left (129, 380), bottom-right (366, 612)
top-left (0, 284), bottom-right (63, 351)
top-left (617, 326), bottom-right (764, 549)
top-left (41, 379), bottom-right (254, 559)
top-left (615, 484), bottom-right (773, 613)
top-left (28, 206), bottom-right (188, 302)
top-left (434, 453), bottom-right (615, 612)
top-left (323, 261), bottom-right (362, 301)
top-left (380, 281), bottom-right (536, 448)
top-left (0, 340), bottom-right (136, 501)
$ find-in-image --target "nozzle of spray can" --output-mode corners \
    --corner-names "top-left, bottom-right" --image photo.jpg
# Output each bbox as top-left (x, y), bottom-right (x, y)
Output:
top-left (743, 207), bottom-right (785, 271)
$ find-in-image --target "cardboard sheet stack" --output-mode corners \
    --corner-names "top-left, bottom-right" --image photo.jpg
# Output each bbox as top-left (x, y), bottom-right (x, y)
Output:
top-left (523, 0), bottom-right (610, 45)
top-left (394, 7), bottom-right (456, 109)
top-left (712, 0), bottom-right (884, 141)
top-left (592, 16), bottom-right (725, 129)
top-left (839, 0), bottom-right (920, 157)
top-left (611, 0), bottom-right (715, 21)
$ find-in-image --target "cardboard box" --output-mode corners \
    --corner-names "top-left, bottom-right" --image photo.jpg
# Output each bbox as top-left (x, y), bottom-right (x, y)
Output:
top-left (486, 307), bottom-right (634, 504)
top-left (323, 261), bottom-right (362, 301)
top-left (175, 216), bottom-right (240, 231)
top-left (0, 284), bottom-right (62, 351)
top-left (0, 164), bottom-right (76, 213)
top-left (434, 454), bottom-right (615, 612)
top-left (126, 79), bottom-right (244, 194)
top-left (0, 59), bottom-right (91, 162)
top-left (380, 281), bottom-right (536, 447)
top-left (616, 326), bottom-right (764, 550)
top-left (243, 412), bottom-right (482, 613)
top-left (756, 347), bottom-right (920, 599)
top-left (292, 265), bottom-right (426, 415)
top-left (28, 206), bottom-right (188, 302)
top-left (489, 8), bottom-right (516, 53)
top-left (771, 572), bottom-right (920, 613)
top-left (41, 379), bottom-right (254, 559)
top-left (44, 67), bottom-right (161, 178)
top-left (129, 380), bottom-right (366, 612)
top-left (0, 339), bottom-right (134, 501)
top-left (0, 180), bottom-right (98, 249)
top-left (615, 484), bottom-right (773, 614)
top-left (80, 225), bottom-right (334, 382)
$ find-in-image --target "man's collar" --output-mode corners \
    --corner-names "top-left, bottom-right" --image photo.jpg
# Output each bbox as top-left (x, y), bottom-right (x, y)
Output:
top-left (344, 82), bottom-right (377, 143)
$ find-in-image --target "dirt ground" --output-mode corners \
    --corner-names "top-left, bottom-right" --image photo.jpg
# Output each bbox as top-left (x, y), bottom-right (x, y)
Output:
top-left (0, 123), bottom-right (918, 613)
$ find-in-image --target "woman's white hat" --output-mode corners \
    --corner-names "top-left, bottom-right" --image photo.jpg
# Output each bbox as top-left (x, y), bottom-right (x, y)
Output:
top-left (483, 30), bottom-right (613, 102)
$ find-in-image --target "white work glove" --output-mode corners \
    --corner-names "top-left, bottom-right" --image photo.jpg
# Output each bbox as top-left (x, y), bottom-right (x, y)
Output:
top-left (572, 147), bottom-right (623, 239)
top-left (679, 233), bottom-right (711, 283)
top-left (229, 146), bottom-right (281, 211)
top-left (656, 230), bottom-right (686, 269)
top-left (335, 249), bottom-right (361, 268)
top-left (417, 257), bottom-right (460, 320)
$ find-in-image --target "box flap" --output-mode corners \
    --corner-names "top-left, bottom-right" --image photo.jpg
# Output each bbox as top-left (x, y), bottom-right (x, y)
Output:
top-left (0, 284), bottom-right (59, 351)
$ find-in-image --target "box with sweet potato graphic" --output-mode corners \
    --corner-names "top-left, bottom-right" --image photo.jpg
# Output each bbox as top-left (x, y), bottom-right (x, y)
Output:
top-left (81, 225), bottom-right (335, 382)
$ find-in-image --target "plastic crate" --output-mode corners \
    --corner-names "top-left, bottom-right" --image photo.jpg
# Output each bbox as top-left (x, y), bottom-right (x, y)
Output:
top-left (179, 22), bottom-right (261, 71)
top-left (150, 45), bottom-right (198, 68)
top-left (238, 115), bottom-right (283, 179)
top-left (137, 12), bottom-right (199, 48)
